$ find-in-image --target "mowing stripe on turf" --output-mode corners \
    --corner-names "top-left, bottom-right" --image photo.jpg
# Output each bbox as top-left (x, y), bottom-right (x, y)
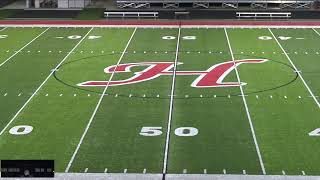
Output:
top-left (64, 27), bottom-right (137, 173)
top-left (0, 27), bottom-right (94, 136)
top-left (0, 27), bottom-right (50, 68)
top-left (224, 28), bottom-right (266, 175)
top-left (162, 26), bottom-right (181, 175)
top-left (269, 28), bottom-right (320, 109)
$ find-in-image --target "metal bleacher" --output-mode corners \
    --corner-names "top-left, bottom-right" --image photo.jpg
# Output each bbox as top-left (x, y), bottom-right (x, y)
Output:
top-left (116, 0), bottom-right (314, 9)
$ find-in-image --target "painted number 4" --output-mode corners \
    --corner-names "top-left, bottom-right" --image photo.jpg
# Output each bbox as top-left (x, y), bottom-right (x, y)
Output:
top-left (140, 126), bottom-right (198, 137)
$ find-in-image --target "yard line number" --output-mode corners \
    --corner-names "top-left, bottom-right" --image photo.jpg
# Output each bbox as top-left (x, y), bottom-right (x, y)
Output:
top-left (162, 36), bottom-right (196, 40)
top-left (258, 36), bottom-right (304, 41)
top-left (9, 125), bottom-right (33, 135)
top-left (140, 126), bottom-right (198, 137)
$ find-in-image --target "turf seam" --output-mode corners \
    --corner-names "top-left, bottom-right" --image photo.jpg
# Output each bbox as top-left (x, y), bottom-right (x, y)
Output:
top-left (0, 27), bottom-right (50, 68)
top-left (162, 24), bottom-right (181, 178)
top-left (224, 28), bottom-right (266, 175)
top-left (64, 27), bottom-right (138, 173)
top-left (269, 28), bottom-right (320, 109)
top-left (0, 27), bottom-right (93, 137)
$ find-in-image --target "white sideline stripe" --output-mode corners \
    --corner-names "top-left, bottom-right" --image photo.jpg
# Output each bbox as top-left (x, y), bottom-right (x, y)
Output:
top-left (0, 27), bottom-right (49, 68)
top-left (269, 28), bottom-right (320, 109)
top-left (4, 24), bottom-right (320, 28)
top-left (65, 27), bottom-right (137, 173)
top-left (0, 27), bottom-right (7, 31)
top-left (224, 28), bottom-right (266, 175)
top-left (162, 26), bottom-right (181, 175)
top-left (0, 27), bottom-right (93, 137)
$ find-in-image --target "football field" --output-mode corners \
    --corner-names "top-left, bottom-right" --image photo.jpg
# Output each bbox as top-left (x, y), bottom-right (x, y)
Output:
top-left (0, 25), bottom-right (320, 177)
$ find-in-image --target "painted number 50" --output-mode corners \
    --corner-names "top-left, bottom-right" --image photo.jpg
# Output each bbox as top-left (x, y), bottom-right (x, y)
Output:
top-left (139, 126), bottom-right (198, 137)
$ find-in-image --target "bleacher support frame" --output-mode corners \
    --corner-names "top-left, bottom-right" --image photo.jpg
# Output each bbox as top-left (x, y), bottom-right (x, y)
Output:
top-left (116, 0), bottom-right (314, 9)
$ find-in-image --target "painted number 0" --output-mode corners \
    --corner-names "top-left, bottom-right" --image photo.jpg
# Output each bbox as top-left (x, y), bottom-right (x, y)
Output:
top-left (162, 36), bottom-right (196, 40)
top-left (140, 126), bottom-right (198, 137)
top-left (9, 125), bottom-right (33, 135)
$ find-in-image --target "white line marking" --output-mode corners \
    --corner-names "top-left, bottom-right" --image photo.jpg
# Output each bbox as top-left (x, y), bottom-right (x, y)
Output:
top-left (0, 28), bottom-right (49, 68)
top-left (270, 28), bottom-right (320, 109)
top-left (224, 28), bottom-right (266, 175)
top-left (183, 169), bottom-right (187, 174)
top-left (0, 27), bottom-right (7, 31)
top-left (162, 26), bottom-right (181, 175)
top-left (0, 28), bottom-right (93, 138)
top-left (65, 27), bottom-right (137, 172)
top-left (104, 168), bottom-right (108, 173)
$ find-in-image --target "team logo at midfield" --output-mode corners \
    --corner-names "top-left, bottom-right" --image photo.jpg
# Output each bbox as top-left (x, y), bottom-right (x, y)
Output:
top-left (77, 59), bottom-right (268, 88)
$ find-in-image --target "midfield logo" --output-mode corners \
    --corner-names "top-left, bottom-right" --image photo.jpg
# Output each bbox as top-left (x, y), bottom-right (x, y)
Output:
top-left (77, 59), bottom-right (268, 88)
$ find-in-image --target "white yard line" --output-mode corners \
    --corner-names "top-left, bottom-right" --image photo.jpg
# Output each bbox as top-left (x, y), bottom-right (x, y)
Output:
top-left (269, 28), bottom-right (320, 109)
top-left (65, 27), bottom-right (137, 172)
top-left (0, 27), bottom-right (7, 31)
top-left (162, 26), bottom-right (181, 175)
top-left (0, 27), bottom-right (50, 68)
top-left (312, 28), bottom-right (320, 37)
top-left (224, 28), bottom-right (266, 175)
top-left (0, 27), bottom-right (94, 137)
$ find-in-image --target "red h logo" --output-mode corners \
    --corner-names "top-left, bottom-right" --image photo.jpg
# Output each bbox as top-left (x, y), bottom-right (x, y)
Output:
top-left (77, 59), bottom-right (267, 88)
